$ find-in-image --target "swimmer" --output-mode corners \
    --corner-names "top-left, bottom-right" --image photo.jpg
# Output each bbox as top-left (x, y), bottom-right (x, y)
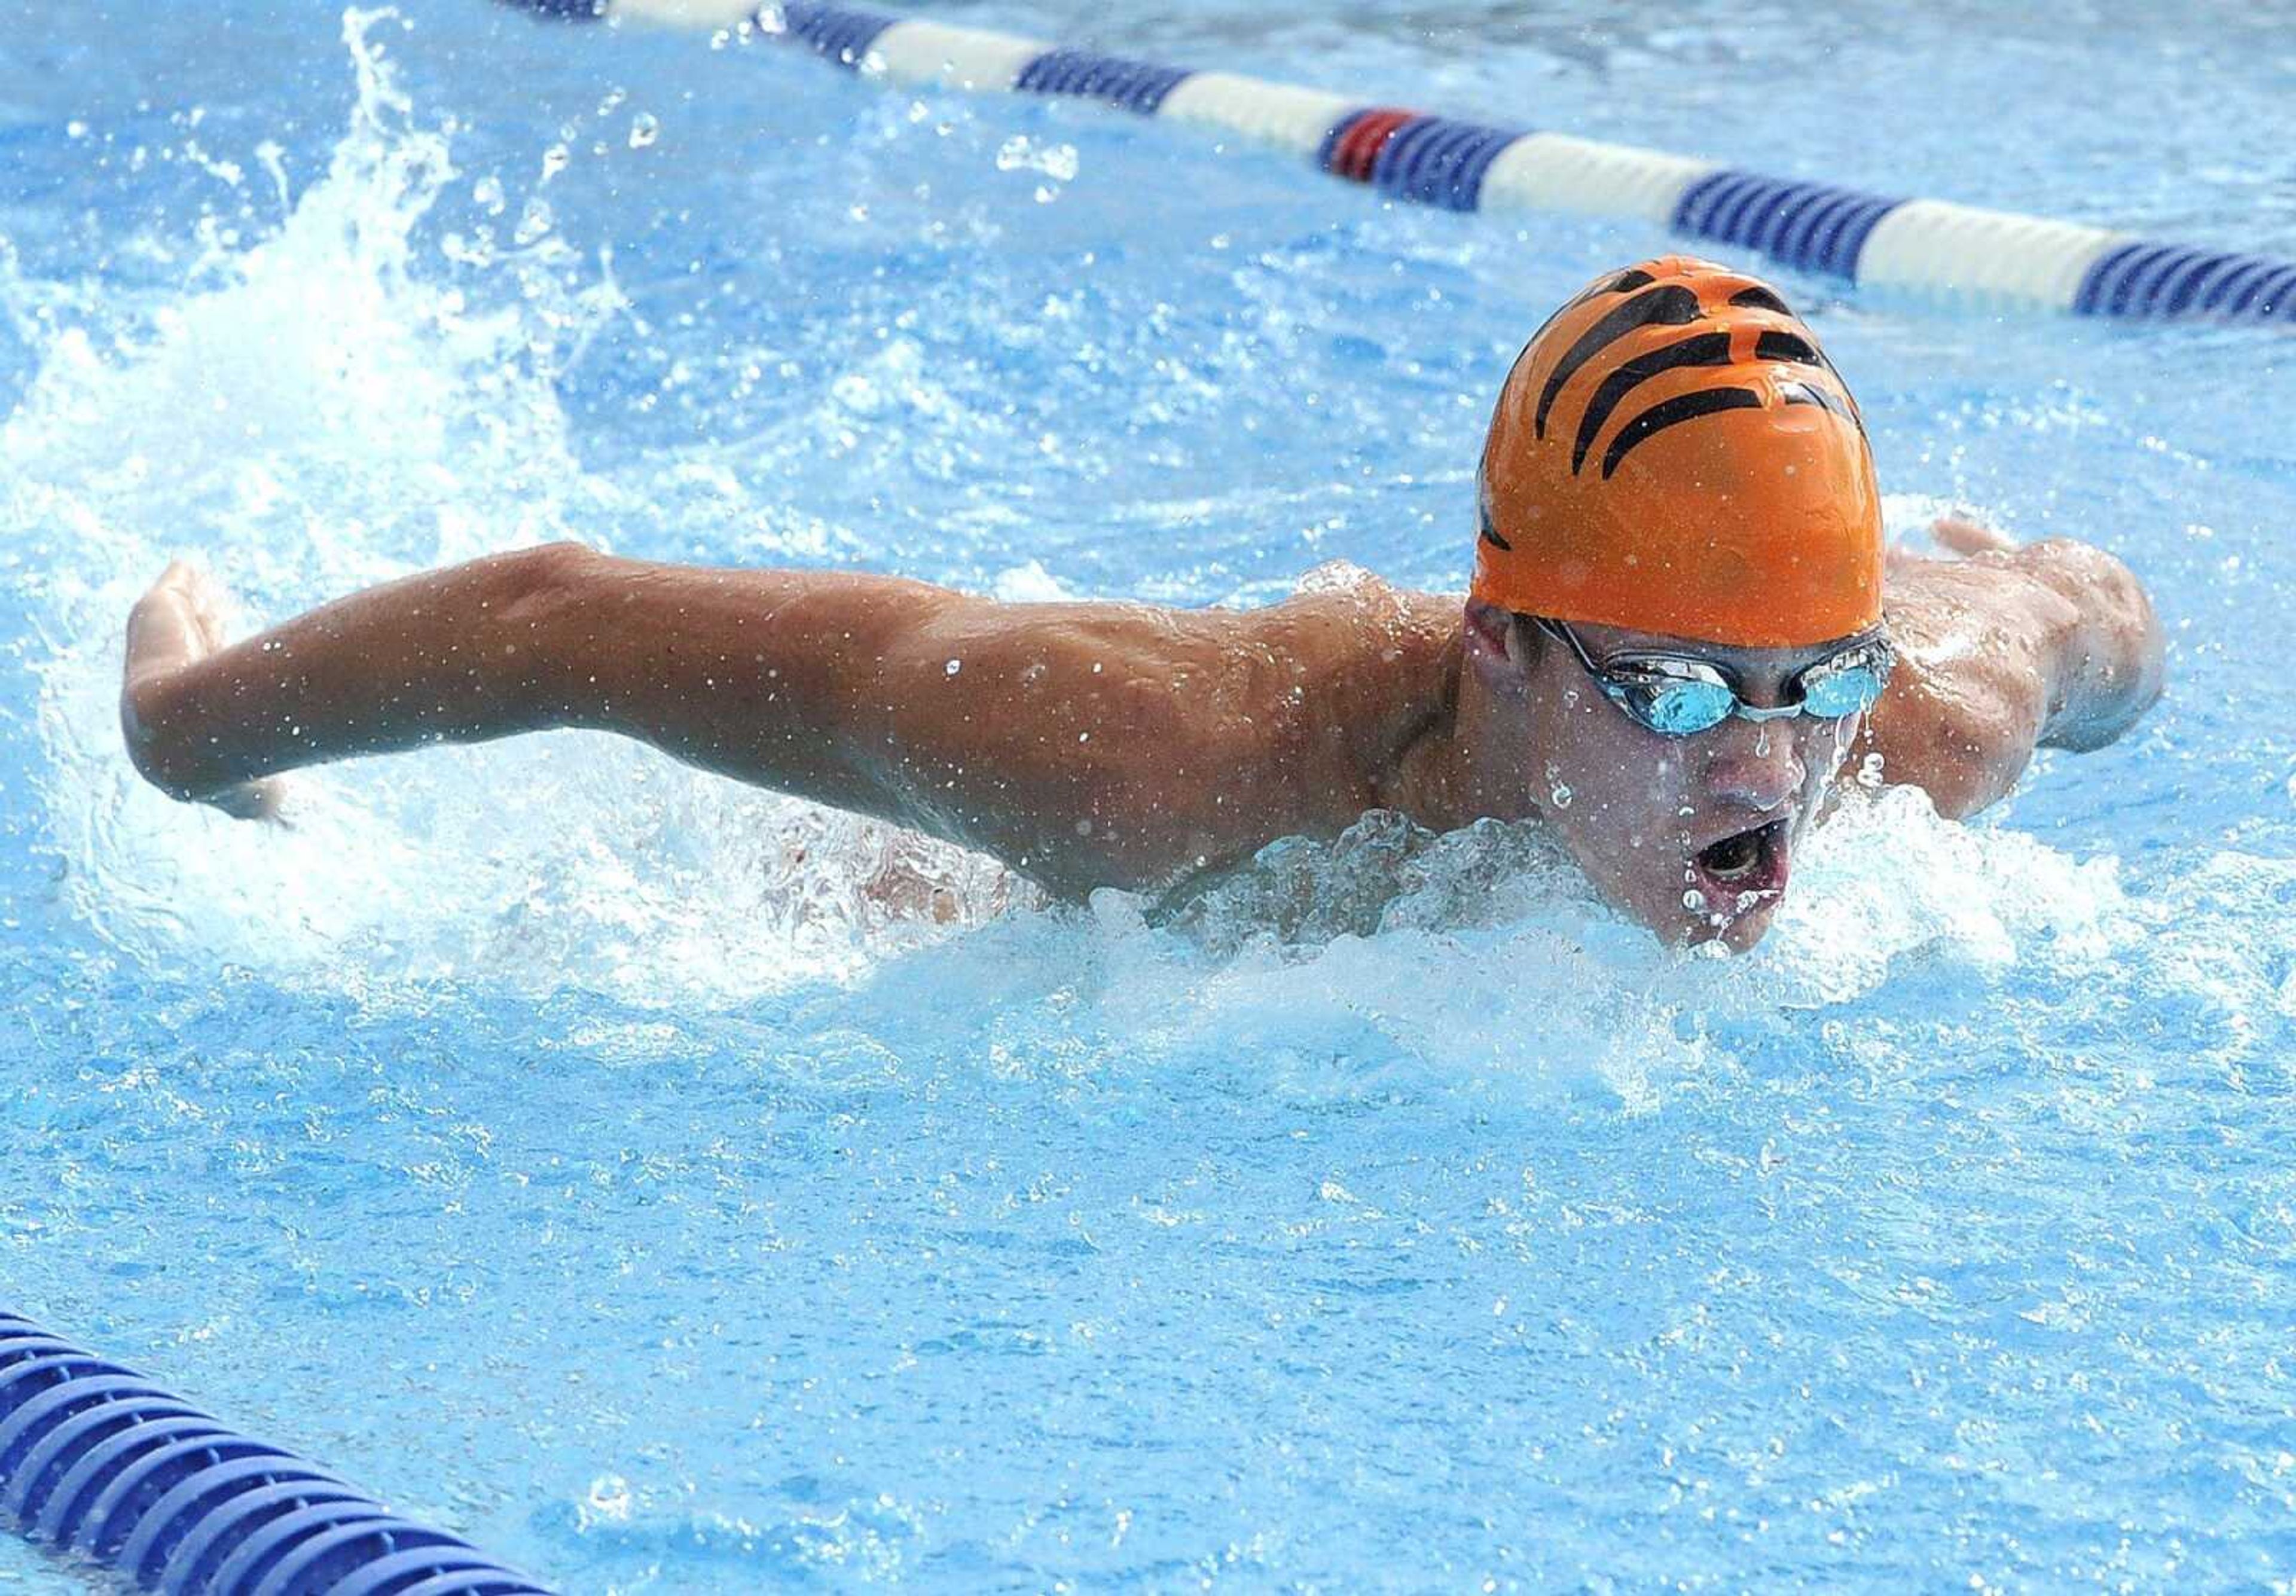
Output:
top-left (118, 257), bottom-right (2163, 950)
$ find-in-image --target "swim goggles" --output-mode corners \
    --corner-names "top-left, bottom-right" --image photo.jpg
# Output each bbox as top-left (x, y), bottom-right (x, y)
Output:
top-left (1529, 615), bottom-right (1895, 738)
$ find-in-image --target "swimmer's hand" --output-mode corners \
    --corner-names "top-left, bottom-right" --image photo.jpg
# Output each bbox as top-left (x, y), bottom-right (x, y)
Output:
top-left (121, 561), bottom-right (289, 821)
top-left (1929, 514), bottom-right (2017, 557)
top-left (1884, 514), bottom-right (2018, 571)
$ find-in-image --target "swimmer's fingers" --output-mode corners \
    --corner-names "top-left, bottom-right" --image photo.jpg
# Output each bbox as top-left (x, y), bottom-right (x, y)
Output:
top-left (1931, 515), bottom-right (2017, 557)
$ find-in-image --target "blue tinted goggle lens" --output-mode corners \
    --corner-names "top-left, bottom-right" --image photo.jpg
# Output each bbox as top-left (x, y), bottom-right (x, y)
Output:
top-left (1797, 662), bottom-right (1886, 719)
top-left (1624, 679), bottom-right (1737, 736)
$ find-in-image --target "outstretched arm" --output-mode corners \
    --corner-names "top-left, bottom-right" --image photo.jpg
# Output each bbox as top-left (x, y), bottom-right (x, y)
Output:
top-left (124, 546), bottom-right (924, 817)
top-left (124, 544), bottom-right (1027, 826)
top-left (120, 546), bottom-right (1341, 893)
top-left (1855, 519), bottom-right (2166, 817)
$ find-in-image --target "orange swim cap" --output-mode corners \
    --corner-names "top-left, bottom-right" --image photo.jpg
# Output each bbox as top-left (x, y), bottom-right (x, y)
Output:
top-left (1471, 256), bottom-right (1883, 650)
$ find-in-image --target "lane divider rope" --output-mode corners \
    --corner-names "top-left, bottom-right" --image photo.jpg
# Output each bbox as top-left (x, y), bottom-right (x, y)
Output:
top-left (0, 1310), bottom-right (551, 1595)
top-left (505, 0), bottom-right (2296, 325)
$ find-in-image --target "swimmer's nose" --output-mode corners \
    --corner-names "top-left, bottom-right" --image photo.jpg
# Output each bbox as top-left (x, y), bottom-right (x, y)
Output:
top-left (1700, 716), bottom-right (1807, 815)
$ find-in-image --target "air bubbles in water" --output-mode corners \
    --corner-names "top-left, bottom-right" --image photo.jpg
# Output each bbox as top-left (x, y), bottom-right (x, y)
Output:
top-left (627, 113), bottom-right (660, 150)
top-left (514, 198), bottom-right (553, 246)
top-left (994, 136), bottom-right (1079, 182)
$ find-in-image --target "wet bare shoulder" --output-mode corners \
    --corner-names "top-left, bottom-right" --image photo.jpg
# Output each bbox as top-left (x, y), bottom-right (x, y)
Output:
top-left (1854, 536), bottom-right (2163, 818)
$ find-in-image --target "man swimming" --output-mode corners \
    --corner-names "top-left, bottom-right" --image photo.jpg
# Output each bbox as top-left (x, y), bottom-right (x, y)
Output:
top-left (118, 257), bottom-right (2163, 950)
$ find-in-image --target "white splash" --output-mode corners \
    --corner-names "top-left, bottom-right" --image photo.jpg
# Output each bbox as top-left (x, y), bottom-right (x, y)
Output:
top-left (7, 8), bottom-right (1018, 1005)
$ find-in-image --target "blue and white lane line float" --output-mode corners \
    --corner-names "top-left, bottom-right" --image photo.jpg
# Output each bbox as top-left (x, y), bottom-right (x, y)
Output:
top-left (0, 1311), bottom-right (549, 1596)
top-left (503, 0), bottom-right (2296, 325)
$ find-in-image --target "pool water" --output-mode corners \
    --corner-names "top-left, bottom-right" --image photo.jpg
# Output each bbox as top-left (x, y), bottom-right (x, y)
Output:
top-left (4, 1), bottom-right (2294, 1589)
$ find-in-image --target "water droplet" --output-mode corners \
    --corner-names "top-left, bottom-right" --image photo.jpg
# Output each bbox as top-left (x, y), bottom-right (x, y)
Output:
top-left (944, 658), bottom-right (961, 676)
top-left (585, 1474), bottom-right (632, 1521)
top-left (1754, 725), bottom-right (1771, 757)
top-left (627, 112), bottom-right (660, 149)
top-left (1682, 888), bottom-right (1708, 913)
top-left (996, 136), bottom-right (1079, 181)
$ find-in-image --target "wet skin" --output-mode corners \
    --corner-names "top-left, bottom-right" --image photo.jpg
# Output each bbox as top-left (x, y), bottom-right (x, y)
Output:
top-left (120, 518), bottom-right (2163, 950)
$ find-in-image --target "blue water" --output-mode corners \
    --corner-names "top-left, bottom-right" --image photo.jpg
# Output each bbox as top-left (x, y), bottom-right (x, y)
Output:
top-left (4, 2), bottom-right (2295, 1589)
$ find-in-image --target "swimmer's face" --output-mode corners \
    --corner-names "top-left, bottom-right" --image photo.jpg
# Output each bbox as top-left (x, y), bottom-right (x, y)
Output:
top-left (1471, 604), bottom-right (1865, 950)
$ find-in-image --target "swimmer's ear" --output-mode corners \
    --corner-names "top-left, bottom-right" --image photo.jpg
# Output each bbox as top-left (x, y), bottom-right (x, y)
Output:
top-left (1464, 599), bottom-right (1537, 697)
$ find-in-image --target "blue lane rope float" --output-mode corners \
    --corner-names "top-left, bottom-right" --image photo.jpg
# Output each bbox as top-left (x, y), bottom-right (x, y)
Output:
top-left (499, 0), bottom-right (2296, 325)
top-left (0, 1311), bottom-right (550, 1595)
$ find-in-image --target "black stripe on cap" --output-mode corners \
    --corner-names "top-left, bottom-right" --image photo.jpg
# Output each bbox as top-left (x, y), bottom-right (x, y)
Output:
top-left (1509, 268), bottom-right (1664, 387)
top-left (1755, 329), bottom-right (1860, 426)
top-left (1601, 387), bottom-right (1764, 480)
top-left (1478, 499), bottom-right (1512, 552)
top-left (1534, 285), bottom-right (1700, 440)
top-left (1571, 331), bottom-right (1732, 474)
top-left (1782, 379), bottom-right (1859, 429)
top-left (1730, 285), bottom-right (1791, 314)
top-left (1755, 329), bottom-right (1822, 365)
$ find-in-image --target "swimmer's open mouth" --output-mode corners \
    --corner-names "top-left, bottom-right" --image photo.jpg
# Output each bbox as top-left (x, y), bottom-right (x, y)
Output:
top-left (1691, 818), bottom-right (1791, 910)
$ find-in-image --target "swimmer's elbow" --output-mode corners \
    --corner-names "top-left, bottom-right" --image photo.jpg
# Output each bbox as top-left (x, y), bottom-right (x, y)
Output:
top-left (494, 541), bottom-right (600, 633)
top-left (2024, 540), bottom-right (2166, 752)
top-left (493, 541), bottom-right (610, 727)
